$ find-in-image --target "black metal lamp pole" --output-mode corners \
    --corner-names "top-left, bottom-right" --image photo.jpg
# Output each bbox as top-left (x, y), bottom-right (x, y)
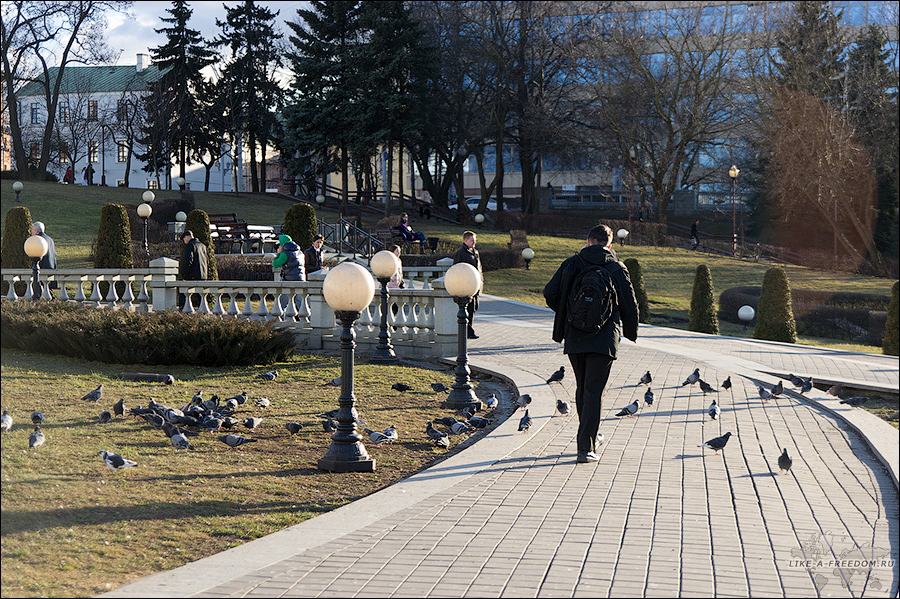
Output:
top-left (442, 296), bottom-right (481, 411)
top-left (142, 216), bottom-right (149, 258)
top-left (370, 277), bottom-right (398, 364)
top-left (318, 310), bottom-right (375, 472)
top-left (31, 257), bottom-right (41, 301)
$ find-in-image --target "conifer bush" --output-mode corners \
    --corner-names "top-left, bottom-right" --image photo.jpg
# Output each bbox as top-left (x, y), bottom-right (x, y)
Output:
top-left (754, 267), bottom-right (797, 343)
top-left (689, 264), bottom-right (718, 334)
top-left (2, 206), bottom-right (33, 269)
top-left (182, 209), bottom-right (217, 280)
top-left (94, 204), bottom-right (134, 268)
top-left (624, 258), bottom-right (651, 324)
top-left (282, 203), bottom-right (317, 251)
top-left (883, 281), bottom-right (899, 356)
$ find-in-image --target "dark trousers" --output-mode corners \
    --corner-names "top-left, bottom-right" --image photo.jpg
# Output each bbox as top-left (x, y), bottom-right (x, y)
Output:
top-left (568, 352), bottom-right (614, 453)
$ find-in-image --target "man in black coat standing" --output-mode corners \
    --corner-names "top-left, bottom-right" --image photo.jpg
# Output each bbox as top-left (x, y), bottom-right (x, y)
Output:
top-left (543, 224), bottom-right (639, 463)
top-left (304, 234), bottom-right (325, 275)
top-left (179, 230), bottom-right (208, 309)
top-left (451, 230), bottom-right (482, 339)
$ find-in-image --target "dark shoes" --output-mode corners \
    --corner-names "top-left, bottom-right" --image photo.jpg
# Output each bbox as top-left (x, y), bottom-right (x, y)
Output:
top-left (577, 451), bottom-right (599, 463)
top-left (467, 329), bottom-right (479, 339)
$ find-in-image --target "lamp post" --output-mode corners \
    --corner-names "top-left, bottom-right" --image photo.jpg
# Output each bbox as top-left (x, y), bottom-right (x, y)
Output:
top-left (522, 247), bottom-right (534, 269)
top-left (176, 176), bottom-right (185, 191)
top-left (12, 180), bottom-right (23, 202)
top-left (729, 165), bottom-right (740, 256)
top-left (627, 147), bottom-right (636, 231)
top-left (316, 193), bottom-right (325, 207)
top-left (137, 202), bottom-right (152, 259)
top-left (474, 213), bottom-right (485, 229)
top-left (370, 250), bottom-right (400, 364)
top-left (24, 235), bottom-right (48, 301)
top-left (617, 228), bottom-right (628, 246)
top-left (175, 210), bottom-right (187, 241)
top-left (100, 119), bottom-right (107, 186)
top-left (442, 263), bottom-right (482, 412)
top-left (738, 305), bottom-right (755, 331)
top-left (319, 262), bottom-right (376, 472)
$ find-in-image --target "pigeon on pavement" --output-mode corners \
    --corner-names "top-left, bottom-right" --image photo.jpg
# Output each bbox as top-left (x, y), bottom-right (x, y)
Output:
top-left (170, 432), bottom-right (194, 450)
top-left (778, 448), bottom-right (793, 474)
top-left (788, 374), bottom-right (805, 388)
top-left (431, 382), bottom-right (449, 393)
top-left (113, 398), bottom-right (125, 418)
top-left (840, 396), bottom-right (869, 408)
top-left (484, 394), bottom-right (498, 410)
top-left (1, 409), bottom-right (11, 432)
top-left (255, 397), bottom-right (270, 409)
top-left (217, 434), bottom-right (258, 448)
top-left (257, 370), bottom-right (278, 381)
top-left (699, 432), bottom-right (732, 455)
top-left (721, 376), bottom-right (732, 390)
top-left (800, 378), bottom-right (813, 394)
top-left (29, 426), bottom-right (45, 448)
top-left (699, 379), bottom-right (715, 394)
top-left (639, 370), bottom-right (652, 386)
top-left (31, 411), bottom-right (44, 425)
top-left (708, 400), bottom-right (720, 420)
top-left (518, 409), bottom-right (533, 432)
top-left (682, 369), bottom-right (700, 386)
top-left (772, 380), bottom-right (784, 396)
top-left (98, 410), bottom-right (112, 423)
top-left (616, 400), bottom-right (639, 418)
top-left (516, 394), bottom-right (532, 410)
top-left (81, 385), bottom-right (103, 402)
top-left (827, 384), bottom-right (843, 397)
top-left (644, 388), bottom-right (654, 406)
top-left (99, 450), bottom-right (137, 471)
top-left (758, 386), bottom-right (774, 401)
top-left (392, 382), bottom-right (412, 392)
top-left (547, 366), bottom-right (565, 384)
top-left (285, 422), bottom-right (304, 435)
top-left (556, 399), bottom-right (570, 415)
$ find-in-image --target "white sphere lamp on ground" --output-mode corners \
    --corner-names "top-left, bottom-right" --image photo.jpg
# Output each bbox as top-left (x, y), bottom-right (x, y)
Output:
top-left (617, 228), bottom-right (628, 246)
top-left (12, 180), bottom-right (23, 202)
top-left (521, 247), bottom-right (535, 270)
top-left (739, 305), bottom-right (755, 331)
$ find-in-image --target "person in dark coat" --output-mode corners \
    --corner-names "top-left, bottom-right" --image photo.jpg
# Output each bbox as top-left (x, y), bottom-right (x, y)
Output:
top-left (304, 234), bottom-right (325, 275)
top-left (451, 230), bottom-right (483, 339)
top-left (691, 219), bottom-right (700, 250)
top-left (543, 224), bottom-right (639, 464)
top-left (85, 162), bottom-right (95, 186)
top-left (179, 230), bottom-right (208, 309)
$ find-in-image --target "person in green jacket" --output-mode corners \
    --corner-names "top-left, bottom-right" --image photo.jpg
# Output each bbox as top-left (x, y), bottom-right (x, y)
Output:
top-left (273, 234), bottom-right (304, 311)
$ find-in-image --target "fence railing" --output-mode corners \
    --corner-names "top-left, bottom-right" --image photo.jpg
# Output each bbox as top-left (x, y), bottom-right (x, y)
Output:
top-left (2, 258), bottom-right (460, 358)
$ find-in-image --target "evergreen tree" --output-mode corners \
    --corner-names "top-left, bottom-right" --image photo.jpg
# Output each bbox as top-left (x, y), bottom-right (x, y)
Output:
top-left (772, 1), bottom-right (845, 102)
top-left (282, 203), bottom-right (318, 252)
top-left (753, 267), bottom-right (796, 343)
top-left (1, 206), bottom-right (33, 269)
top-left (883, 281), bottom-right (899, 356)
top-left (623, 258), bottom-right (650, 324)
top-left (689, 264), bottom-right (718, 335)
top-left (94, 204), bottom-right (134, 269)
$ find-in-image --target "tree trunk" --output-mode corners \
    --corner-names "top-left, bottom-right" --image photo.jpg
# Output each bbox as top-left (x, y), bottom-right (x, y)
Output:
top-left (249, 130), bottom-right (259, 193)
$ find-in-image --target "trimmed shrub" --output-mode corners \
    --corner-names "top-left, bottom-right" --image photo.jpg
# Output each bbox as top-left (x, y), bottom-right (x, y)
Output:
top-left (216, 255), bottom-right (275, 281)
top-left (2, 206), bottom-right (33, 268)
top-left (754, 267), bottom-right (796, 343)
top-left (0, 301), bottom-right (296, 367)
top-left (689, 264), bottom-right (718, 334)
top-left (884, 281), bottom-right (899, 356)
top-left (624, 258), bottom-right (651, 324)
top-left (283, 203), bottom-right (318, 251)
top-left (182, 209), bottom-right (217, 280)
top-left (94, 204), bottom-right (134, 269)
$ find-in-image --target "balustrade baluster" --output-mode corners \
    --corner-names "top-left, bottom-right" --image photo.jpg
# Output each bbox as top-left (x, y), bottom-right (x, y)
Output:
top-left (89, 280), bottom-right (103, 303)
top-left (271, 293), bottom-right (284, 320)
top-left (214, 292), bottom-right (226, 315)
top-left (198, 291), bottom-right (212, 314)
top-left (137, 280), bottom-right (149, 303)
top-left (74, 281), bottom-right (87, 302)
top-left (121, 280), bottom-right (135, 307)
top-left (227, 293), bottom-right (240, 316)
top-left (242, 289), bottom-right (255, 317)
top-left (283, 292), bottom-right (298, 321)
top-left (255, 290), bottom-right (270, 319)
top-left (5, 279), bottom-right (19, 300)
top-left (58, 279), bottom-right (69, 301)
top-left (104, 279), bottom-right (119, 304)
top-left (296, 292), bottom-right (311, 324)
top-left (182, 287), bottom-right (196, 313)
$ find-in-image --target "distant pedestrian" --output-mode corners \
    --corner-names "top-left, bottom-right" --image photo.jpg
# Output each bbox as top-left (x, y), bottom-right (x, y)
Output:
top-left (178, 230), bottom-right (208, 309)
top-left (63, 166), bottom-right (74, 184)
top-left (691, 219), bottom-right (700, 250)
top-left (451, 230), bottom-right (482, 339)
top-left (397, 213), bottom-right (427, 250)
top-left (85, 162), bottom-right (95, 186)
top-left (80, 167), bottom-right (87, 186)
top-left (543, 224), bottom-right (639, 464)
top-left (304, 234), bottom-right (326, 275)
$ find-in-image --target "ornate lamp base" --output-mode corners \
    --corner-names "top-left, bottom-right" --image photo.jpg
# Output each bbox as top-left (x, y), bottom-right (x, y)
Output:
top-left (441, 296), bottom-right (482, 412)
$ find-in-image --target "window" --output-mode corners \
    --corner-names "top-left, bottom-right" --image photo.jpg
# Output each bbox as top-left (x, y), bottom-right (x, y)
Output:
top-left (117, 143), bottom-right (128, 162)
top-left (117, 180), bottom-right (126, 187)
top-left (59, 102), bottom-right (70, 123)
top-left (87, 100), bottom-right (98, 121)
top-left (147, 180), bottom-right (159, 190)
top-left (30, 103), bottom-right (41, 125)
top-left (89, 141), bottom-right (98, 163)
top-left (60, 142), bottom-right (70, 163)
top-left (117, 100), bottom-right (127, 123)
top-left (30, 143), bottom-right (40, 160)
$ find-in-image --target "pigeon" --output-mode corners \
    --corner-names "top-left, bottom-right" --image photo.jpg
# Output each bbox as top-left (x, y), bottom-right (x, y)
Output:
top-left (243, 417), bottom-right (263, 430)
top-left (113, 398), bottom-right (125, 418)
top-left (322, 418), bottom-right (338, 433)
top-left (255, 397), bottom-right (270, 409)
top-left (484, 394), bottom-right (498, 410)
top-left (772, 380), bottom-right (784, 396)
top-left (162, 421), bottom-right (188, 439)
top-left (99, 450), bottom-right (137, 471)
top-left (98, 410), bottom-right (112, 423)
top-left (547, 366), bottom-right (565, 384)
top-left (316, 409), bottom-right (340, 420)
top-left (217, 434), bottom-right (258, 448)
top-left (225, 398), bottom-right (239, 411)
top-left (467, 415), bottom-right (491, 429)
top-left (431, 382), bottom-right (450, 393)
top-left (221, 416), bottom-right (240, 430)
top-left (391, 382), bottom-right (412, 392)
top-left (0, 409), bottom-right (11, 432)
top-left (285, 422), bottom-right (304, 435)
top-left (200, 417), bottom-right (223, 433)
top-left (139, 412), bottom-right (165, 428)
top-left (449, 420), bottom-right (473, 435)
top-left (382, 425), bottom-right (398, 442)
top-left (31, 411), bottom-right (44, 425)
top-left (778, 448), bottom-right (792, 474)
top-left (426, 421), bottom-right (447, 442)
top-left (518, 409), bottom-right (533, 432)
top-left (325, 377), bottom-right (341, 387)
top-left (758, 386), bottom-right (773, 401)
top-left (644, 388), bottom-right (654, 406)
top-left (699, 379), bottom-right (715, 394)
top-left (455, 406), bottom-right (476, 419)
top-left (827, 384), bottom-right (843, 397)
top-left (840, 396), bottom-right (869, 408)
top-left (682, 369), bottom-right (700, 386)
top-left (516, 394), bottom-right (532, 410)
top-left (29, 426), bottom-right (45, 448)
top-left (81, 384), bottom-right (103, 402)
top-left (788, 374), bottom-right (805, 388)
top-left (433, 417), bottom-right (459, 428)
top-left (170, 432), bottom-right (194, 451)
top-left (433, 435), bottom-right (450, 449)
top-left (721, 376), bottom-right (732, 390)
top-left (698, 431), bottom-right (732, 455)
top-left (616, 400), bottom-right (639, 418)
top-left (364, 428), bottom-right (394, 445)
top-left (639, 370), bottom-right (652, 386)
top-left (708, 400), bottom-right (720, 420)
top-left (225, 391), bottom-right (248, 405)
top-left (257, 370), bottom-right (278, 381)
top-left (556, 399), bottom-right (570, 415)
top-left (192, 390), bottom-right (204, 404)
top-left (799, 378), bottom-right (813, 394)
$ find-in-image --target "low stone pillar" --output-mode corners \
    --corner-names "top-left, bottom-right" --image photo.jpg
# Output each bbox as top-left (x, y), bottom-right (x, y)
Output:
top-left (306, 271), bottom-right (333, 349)
top-left (149, 257), bottom-right (179, 311)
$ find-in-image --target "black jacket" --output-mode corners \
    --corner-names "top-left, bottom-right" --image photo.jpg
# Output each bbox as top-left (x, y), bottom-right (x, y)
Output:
top-left (543, 245), bottom-right (639, 357)
top-left (181, 238), bottom-right (208, 281)
top-left (304, 245), bottom-right (323, 274)
top-left (451, 243), bottom-right (483, 307)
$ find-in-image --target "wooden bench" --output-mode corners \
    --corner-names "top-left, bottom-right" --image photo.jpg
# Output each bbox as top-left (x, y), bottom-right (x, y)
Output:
top-left (373, 227), bottom-right (422, 254)
top-left (212, 221), bottom-right (250, 254)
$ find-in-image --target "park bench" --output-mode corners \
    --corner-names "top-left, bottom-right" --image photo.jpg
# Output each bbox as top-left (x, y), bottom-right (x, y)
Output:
top-left (373, 227), bottom-right (423, 254)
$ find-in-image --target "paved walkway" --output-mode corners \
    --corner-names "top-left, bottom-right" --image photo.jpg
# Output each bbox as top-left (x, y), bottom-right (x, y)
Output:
top-left (104, 295), bottom-right (899, 598)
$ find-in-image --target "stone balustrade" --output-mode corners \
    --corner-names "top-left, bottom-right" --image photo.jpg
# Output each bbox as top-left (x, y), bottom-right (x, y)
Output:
top-left (1, 258), bottom-right (461, 358)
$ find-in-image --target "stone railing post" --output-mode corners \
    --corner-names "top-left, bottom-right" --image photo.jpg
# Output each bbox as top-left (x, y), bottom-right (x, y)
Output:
top-left (430, 276), bottom-right (459, 358)
top-left (305, 271), bottom-right (333, 349)
top-left (149, 257), bottom-right (179, 311)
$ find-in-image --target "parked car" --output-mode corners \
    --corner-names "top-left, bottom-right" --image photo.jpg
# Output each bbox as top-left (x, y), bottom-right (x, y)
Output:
top-left (448, 197), bottom-right (498, 212)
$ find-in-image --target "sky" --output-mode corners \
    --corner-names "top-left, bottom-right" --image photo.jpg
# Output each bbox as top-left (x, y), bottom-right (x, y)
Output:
top-left (103, 1), bottom-right (310, 67)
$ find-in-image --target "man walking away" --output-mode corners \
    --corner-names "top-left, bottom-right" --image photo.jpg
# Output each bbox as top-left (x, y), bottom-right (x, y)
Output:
top-left (543, 224), bottom-right (639, 463)
top-left (179, 230), bottom-right (208, 309)
top-left (451, 230), bottom-right (483, 339)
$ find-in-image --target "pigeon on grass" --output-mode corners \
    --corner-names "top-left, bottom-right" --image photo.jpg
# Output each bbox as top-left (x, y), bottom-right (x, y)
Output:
top-left (426, 422), bottom-right (449, 448)
top-left (243, 417), bottom-right (263, 430)
top-left (449, 421), bottom-right (473, 435)
top-left (170, 432), bottom-right (194, 451)
top-left (778, 448), bottom-right (792, 474)
top-left (381, 425), bottom-right (398, 442)
top-left (257, 370), bottom-right (278, 381)
top-left (255, 397), bottom-right (270, 409)
top-left (431, 382), bottom-right (450, 393)
top-left (98, 410), bottom-right (112, 423)
top-left (484, 394), bottom-right (498, 410)
top-left (217, 434), bottom-right (257, 448)
top-left (82, 385), bottom-right (103, 402)
top-left (31, 411), bottom-right (45, 425)
top-left (547, 366), bottom-right (565, 384)
top-left (840, 397), bottom-right (869, 409)
top-left (392, 382), bottom-right (412, 392)
top-left (325, 377), bottom-right (341, 387)
top-left (113, 398), bottom-right (125, 418)
top-left (467, 416), bottom-right (491, 429)
top-left (1, 409), bottom-right (11, 433)
top-left (29, 426), bottom-right (45, 449)
top-left (698, 432), bottom-right (732, 455)
top-left (364, 428), bottom-right (394, 445)
top-left (285, 422), bottom-right (304, 436)
top-left (322, 418), bottom-right (338, 433)
top-left (99, 450), bottom-right (137, 472)
top-left (616, 400), bottom-right (639, 418)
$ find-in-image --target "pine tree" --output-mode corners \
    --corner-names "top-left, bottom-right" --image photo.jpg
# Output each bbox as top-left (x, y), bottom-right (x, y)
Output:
top-left (282, 204), bottom-right (318, 252)
top-left (1, 206), bottom-right (33, 269)
top-left (753, 267), bottom-right (796, 343)
top-left (883, 281), bottom-right (899, 356)
top-left (623, 258), bottom-right (650, 324)
top-left (689, 264), bottom-right (718, 334)
top-left (95, 204), bottom-right (134, 269)
top-left (772, 1), bottom-right (845, 102)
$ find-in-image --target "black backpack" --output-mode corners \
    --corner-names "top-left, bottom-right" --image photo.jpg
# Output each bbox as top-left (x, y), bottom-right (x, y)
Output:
top-left (566, 261), bottom-right (620, 334)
